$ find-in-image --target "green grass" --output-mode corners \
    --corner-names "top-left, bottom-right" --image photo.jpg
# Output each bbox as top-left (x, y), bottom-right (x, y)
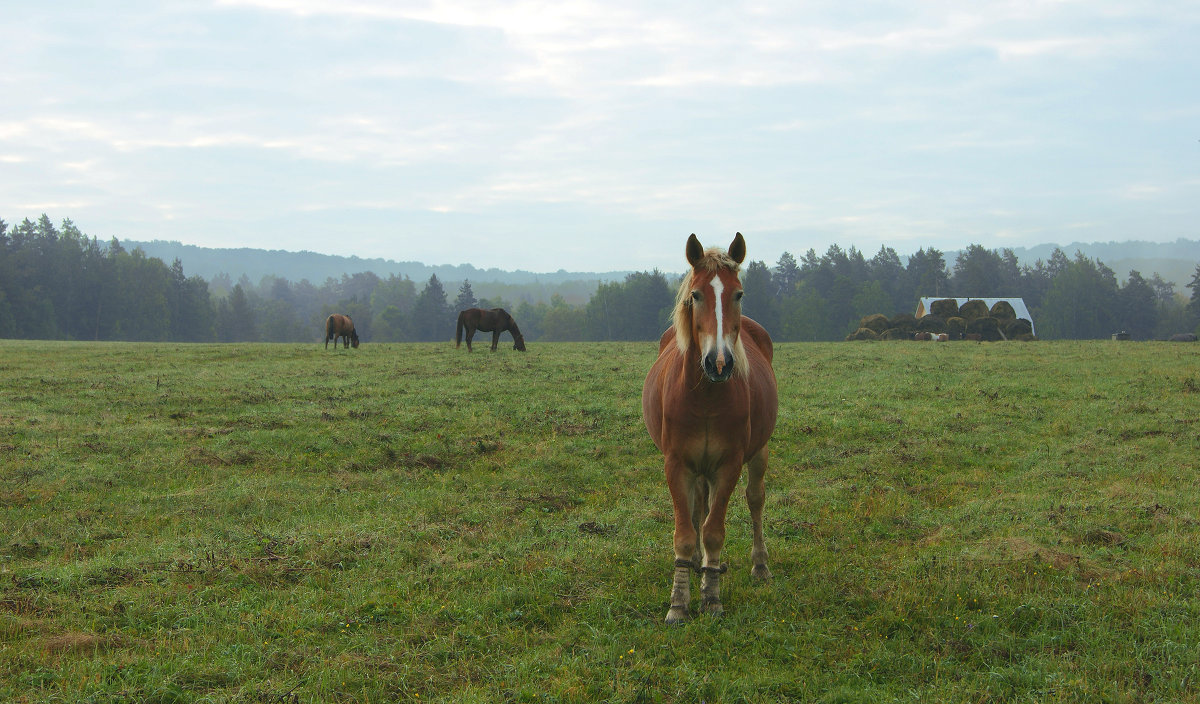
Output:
top-left (2, 339), bottom-right (1199, 703)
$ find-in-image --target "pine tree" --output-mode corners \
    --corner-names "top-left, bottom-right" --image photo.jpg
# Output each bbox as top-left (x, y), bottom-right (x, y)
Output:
top-left (773, 252), bottom-right (800, 299)
top-left (412, 274), bottom-right (450, 341)
top-left (453, 280), bottom-right (477, 312)
top-left (1187, 264), bottom-right (1200, 330)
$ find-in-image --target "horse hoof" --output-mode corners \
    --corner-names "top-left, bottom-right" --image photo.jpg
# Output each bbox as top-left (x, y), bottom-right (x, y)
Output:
top-left (752, 563), bottom-right (772, 581)
top-left (665, 607), bottom-right (690, 624)
top-left (702, 601), bottom-right (724, 617)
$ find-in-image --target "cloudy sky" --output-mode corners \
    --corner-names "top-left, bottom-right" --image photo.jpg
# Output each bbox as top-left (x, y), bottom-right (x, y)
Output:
top-left (2, 1), bottom-right (1197, 272)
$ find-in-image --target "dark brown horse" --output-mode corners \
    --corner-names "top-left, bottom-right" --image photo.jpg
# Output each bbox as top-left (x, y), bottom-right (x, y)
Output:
top-left (325, 314), bottom-right (359, 349)
top-left (642, 233), bottom-right (779, 624)
top-left (456, 308), bottom-right (526, 352)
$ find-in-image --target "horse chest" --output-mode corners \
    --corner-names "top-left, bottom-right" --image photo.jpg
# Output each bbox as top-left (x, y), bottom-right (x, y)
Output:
top-left (664, 407), bottom-right (747, 470)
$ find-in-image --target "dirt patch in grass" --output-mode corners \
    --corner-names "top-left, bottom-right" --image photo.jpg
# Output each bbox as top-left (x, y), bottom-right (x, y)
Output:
top-left (992, 537), bottom-right (1081, 571)
top-left (0, 592), bottom-right (53, 616)
top-left (383, 450), bottom-right (447, 470)
top-left (577, 521), bottom-right (615, 536)
top-left (1082, 528), bottom-right (1126, 546)
top-left (83, 566), bottom-right (147, 587)
top-left (40, 632), bottom-right (129, 655)
top-left (8, 540), bottom-right (49, 559)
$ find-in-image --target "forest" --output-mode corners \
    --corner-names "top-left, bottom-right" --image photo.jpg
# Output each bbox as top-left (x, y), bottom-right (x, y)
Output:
top-left (2, 215), bottom-right (1199, 343)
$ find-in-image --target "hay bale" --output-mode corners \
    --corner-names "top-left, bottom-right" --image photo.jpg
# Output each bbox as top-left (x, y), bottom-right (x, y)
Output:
top-left (958, 300), bottom-right (989, 321)
top-left (859, 314), bottom-right (890, 334)
top-left (1004, 318), bottom-right (1033, 338)
top-left (916, 315), bottom-right (947, 333)
top-left (966, 316), bottom-right (1002, 341)
top-left (929, 298), bottom-right (959, 318)
top-left (989, 300), bottom-right (1017, 322)
top-left (888, 313), bottom-right (918, 332)
top-left (880, 328), bottom-right (910, 341)
top-left (845, 327), bottom-right (880, 341)
top-left (946, 317), bottom-right (966, 339)
top-left (1014, 333), bottom-right (1038, 342)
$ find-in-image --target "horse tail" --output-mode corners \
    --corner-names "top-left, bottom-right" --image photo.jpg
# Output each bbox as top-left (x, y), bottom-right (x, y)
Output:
top-left (325, 315), bottom-right (333, 348)
top-left (455, 311), bottom-right (465, 347)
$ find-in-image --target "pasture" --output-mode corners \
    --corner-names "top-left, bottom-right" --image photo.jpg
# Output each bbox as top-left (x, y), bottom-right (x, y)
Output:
top-left (2, 339), bottom-right (1199, 703)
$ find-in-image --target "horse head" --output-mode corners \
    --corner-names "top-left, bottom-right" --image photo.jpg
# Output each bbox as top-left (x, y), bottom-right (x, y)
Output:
top-left (673, 233), bottom-right (747, 383)
top-left (508, 315), bottom-right (526, 351)
top-left (351, 330), bottom-right (360, 348)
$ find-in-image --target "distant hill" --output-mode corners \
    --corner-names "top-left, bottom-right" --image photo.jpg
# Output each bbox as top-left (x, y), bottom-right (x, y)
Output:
top-left (126, 240), bottom-right (633, 288)
top-left (948, 238), bottom-right (1200, 291)
top-left (129, 237), bottom-right (1199, 298)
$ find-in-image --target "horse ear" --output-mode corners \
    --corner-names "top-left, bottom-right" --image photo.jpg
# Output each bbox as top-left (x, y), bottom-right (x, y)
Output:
top-left (686, 234), bottom-right (704, 267)
top-left (728, 232), bottom-right (746, 264)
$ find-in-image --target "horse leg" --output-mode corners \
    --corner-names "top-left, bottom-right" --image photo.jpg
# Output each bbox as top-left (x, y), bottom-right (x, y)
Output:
top-left (746, 447), bottom-right (771, 580)
top-left (465, 324), bottom-right (474, 352)
top-left (665, 461), bottom-right (699, 624)
top-left (699, 463), bottom-right (743, 616)
top-left (491, 329), bottom-right (500, 351)
top-left (691, 480), bottom-right (708, 566)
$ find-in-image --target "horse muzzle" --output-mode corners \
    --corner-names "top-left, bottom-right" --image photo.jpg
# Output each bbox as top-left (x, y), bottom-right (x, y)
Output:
top-left (702, 349), bottom-right (735, 383)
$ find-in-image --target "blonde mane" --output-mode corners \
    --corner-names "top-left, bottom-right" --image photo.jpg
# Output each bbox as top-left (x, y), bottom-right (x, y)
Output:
top-left (671, 248), bottom-right (747, 375)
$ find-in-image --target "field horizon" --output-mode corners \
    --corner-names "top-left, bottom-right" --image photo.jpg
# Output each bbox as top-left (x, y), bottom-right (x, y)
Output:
top-left (2, 339), bottom-right (1199, 702)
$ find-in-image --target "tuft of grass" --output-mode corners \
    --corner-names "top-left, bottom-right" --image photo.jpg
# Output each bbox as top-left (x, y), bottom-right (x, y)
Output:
top-left (1, 339), bottom-right (1198, 702)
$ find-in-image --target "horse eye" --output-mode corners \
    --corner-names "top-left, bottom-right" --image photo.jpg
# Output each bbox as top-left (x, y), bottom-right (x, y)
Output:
top-left (734, 291), bottom-right (745, 302)
top-left (691, 291), bottom-right (703, 302)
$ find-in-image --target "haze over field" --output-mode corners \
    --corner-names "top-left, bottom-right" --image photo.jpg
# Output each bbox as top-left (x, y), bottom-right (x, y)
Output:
top-left (3, 1), bottom-right (1197, 273)
top-left (126, 237), bottom-right (1200, 293)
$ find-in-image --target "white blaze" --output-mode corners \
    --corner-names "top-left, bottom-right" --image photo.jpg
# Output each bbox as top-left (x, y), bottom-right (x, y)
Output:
top-left (710, 277), bottom-right (724, 363)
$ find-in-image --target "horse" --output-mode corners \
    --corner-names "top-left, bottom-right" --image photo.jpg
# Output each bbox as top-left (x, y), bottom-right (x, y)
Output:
top-left (325, 314), bottom-right (359, 349)
top-left (641, 232), bottom-right (779, 624)
top-left (455, 308), bottom-right (526, 352)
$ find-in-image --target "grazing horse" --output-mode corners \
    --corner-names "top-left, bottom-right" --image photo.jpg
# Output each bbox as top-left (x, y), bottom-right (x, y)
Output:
top-left (455, 308), bottom-right (526, 352)
top-left (325, 314), bottom-right (359, 349)
top-left (642, 233), bottom-right (779, 624)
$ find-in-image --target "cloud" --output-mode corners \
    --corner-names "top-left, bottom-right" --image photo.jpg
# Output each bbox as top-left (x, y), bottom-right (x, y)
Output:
top-left (1, 0), bottom-right (1196, 271)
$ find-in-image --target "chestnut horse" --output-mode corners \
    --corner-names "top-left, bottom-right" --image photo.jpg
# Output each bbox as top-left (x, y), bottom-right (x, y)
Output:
top-left (455, 308), bottom-right (526, 352)
top-left (324, 314), bottom-right (359, 349)
top-left (642, 233), bottom-right (778, 623)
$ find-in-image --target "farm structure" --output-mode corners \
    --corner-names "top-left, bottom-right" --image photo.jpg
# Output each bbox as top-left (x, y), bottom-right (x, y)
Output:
top-left (915, 297), bottom-right (1037, 337)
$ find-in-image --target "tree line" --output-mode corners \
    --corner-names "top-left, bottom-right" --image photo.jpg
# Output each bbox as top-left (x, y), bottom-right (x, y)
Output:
top-left (3, 216), bottom-right (1199, 343)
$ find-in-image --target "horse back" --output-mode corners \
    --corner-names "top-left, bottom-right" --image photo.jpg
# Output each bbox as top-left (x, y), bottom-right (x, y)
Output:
top-left (739, 316), bottom-right (778, 452)
top-left (656, 326), bottom-right (675, 354)
top-left (740, 316), bottom-right (773, 364)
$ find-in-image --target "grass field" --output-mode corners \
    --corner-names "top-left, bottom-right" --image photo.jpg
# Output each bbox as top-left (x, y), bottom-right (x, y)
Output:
top-left (2, 338), bottom-right (1199, 703)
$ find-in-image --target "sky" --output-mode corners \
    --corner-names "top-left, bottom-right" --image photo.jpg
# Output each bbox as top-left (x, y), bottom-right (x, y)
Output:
top-left (2, 0), bottom-right (1198, 273)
